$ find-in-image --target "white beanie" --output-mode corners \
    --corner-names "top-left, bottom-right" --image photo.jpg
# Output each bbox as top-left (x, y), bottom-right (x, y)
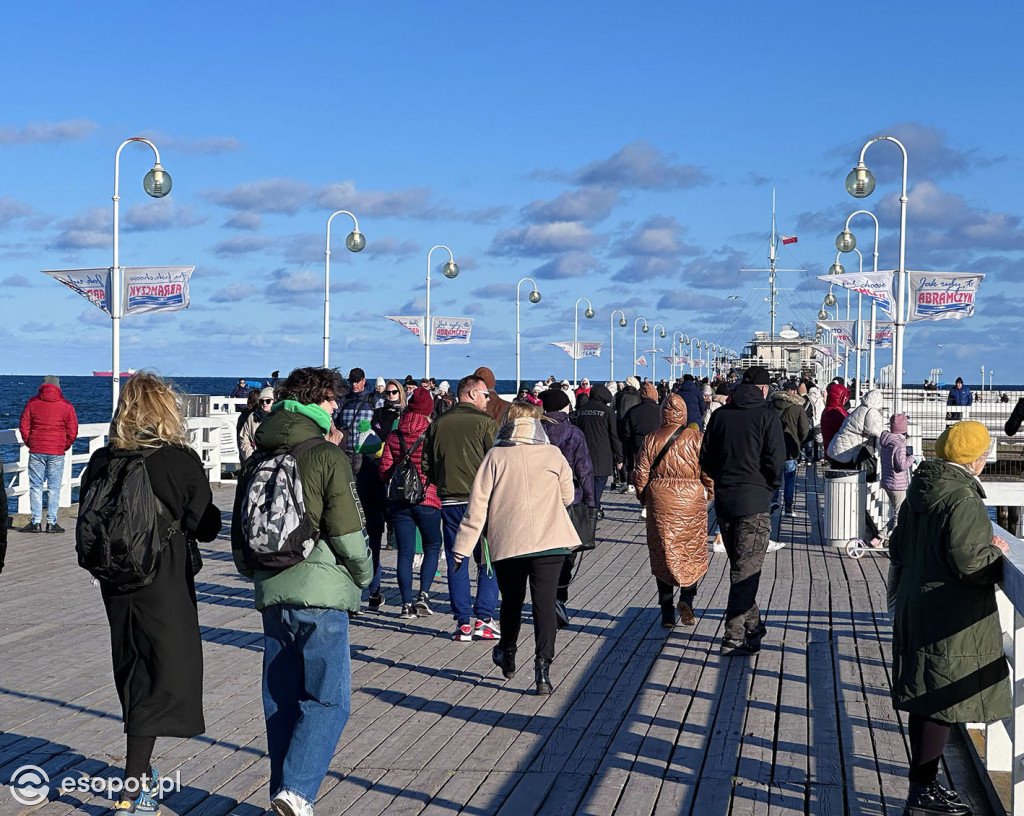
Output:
top-left (439, 381), bottom-right (450, 393)
top-left (375, 376), bottom-right (386, 388)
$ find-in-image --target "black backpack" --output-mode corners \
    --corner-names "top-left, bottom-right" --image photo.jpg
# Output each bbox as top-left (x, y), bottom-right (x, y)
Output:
top-left (387, 431), bottom-right (426, 505)
top-left (76, 448), bottom-right (181, 589)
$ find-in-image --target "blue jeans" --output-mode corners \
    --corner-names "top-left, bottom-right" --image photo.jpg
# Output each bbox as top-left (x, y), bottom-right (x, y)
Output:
top-left (441, 504), bottom-right (499, 626)
top-left (261, 605), bottom-right (352, 807)
top-left (783, 459), bottom-right (797, 510)
top-left (28, 453), bottom-right (64, 524)
top-left (390, 502), bottom-right (443, 605)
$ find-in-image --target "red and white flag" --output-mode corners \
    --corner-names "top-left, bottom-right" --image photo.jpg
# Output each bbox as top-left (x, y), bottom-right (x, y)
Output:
top-left (780, 234), bottom-right (798, 245)
top-left (635, 355), bottom-right (648, 367)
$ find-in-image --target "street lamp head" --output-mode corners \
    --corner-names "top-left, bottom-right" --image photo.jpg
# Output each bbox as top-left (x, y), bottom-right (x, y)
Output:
top-left (442, 260), bottom-right (459, 279)
top-left (528, 289), bottom-right (541, 304)
top-left (584, 307), bottom-right (595, 319)
top-left (345, 230), bottom-right (366, 252)
top-left (835, 229), bottom-right (856, 253)
top-left (824, 290), bottom-right (837, 307)
top-left (641, 324), bottom-right (649, 333)
top-left (659, 329), bottom-right (666, 338)
top-left (619, 317), bottom-right (627, 327)
top-left (845, 162), bottom-right (876, 198)
top-left (143, 163), bottom-right (172, 198)
top-left (818, 308), bottom-right (828, 320)
top-left (829, 261), bottom-right (845, 276)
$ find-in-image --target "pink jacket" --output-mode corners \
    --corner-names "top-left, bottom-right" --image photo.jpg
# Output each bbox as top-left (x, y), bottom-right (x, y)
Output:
top-left (879, 430), bottom-right (911, 491)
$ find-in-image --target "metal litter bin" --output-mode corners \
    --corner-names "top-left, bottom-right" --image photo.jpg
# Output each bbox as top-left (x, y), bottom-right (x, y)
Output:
top-left (823, 469), bottom-right (866, 546)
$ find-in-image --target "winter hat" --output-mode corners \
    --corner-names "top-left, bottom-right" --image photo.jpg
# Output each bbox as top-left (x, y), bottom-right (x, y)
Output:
top-left (539, 388), bottom-right (571, 412)
top-left (533, 381), bottom-right (545, 394)
top-left (403, 375), bottom-right (416, 386)
top-left (408, 387), bottom-right (434, 417)
top-left (259, 387), bottom-right (275, 401)
top-left (955, 376), bottom-right (964, 385)
top-left (625, 376), bottom-right (641, 391)
top-left (890, 414), bottom-right (908, 434)
top-left (783, 380), bottom-right (799, 392)
top-left (42, 375), bottom-right (60, 387)
top-left (474, 366), bottom-right (497, 390)
top-left (640, 382), bottom-right (659, 401)
top-left (939, 421), bottom-right (990, 465)
top-left (375, 376), bottom-right (386, 388)
top-left (716, 383), bottom-right (731, 396)
top-left (590, 383), bottom-right (613, 405)
top-left (742, 366), bottom-right (771, 385)
top-left (438, 381), bottom-right (450, 393)
top-left (683, 374), bottom-right (694, 382)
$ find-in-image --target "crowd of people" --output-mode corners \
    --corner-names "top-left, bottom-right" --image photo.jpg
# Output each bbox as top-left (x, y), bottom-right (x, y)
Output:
top-left (6, 366), bottom-right (1023, 815)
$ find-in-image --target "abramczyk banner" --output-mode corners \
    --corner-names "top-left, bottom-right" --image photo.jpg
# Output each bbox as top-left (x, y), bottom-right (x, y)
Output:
top-left (907, 272), bottom-right (984, 321)
top-left (551, 341), bottom-right (603, 359)
top-left (42, 266), bottom-right (194, 315)
top-left (431, 317), bottom-right (473, 345)
top-left (385, 315), bottom-right (426, 343)
top-left (815, 320), bottom-right (856, 346)
top-left (816, 270), bottom-right (896, 319)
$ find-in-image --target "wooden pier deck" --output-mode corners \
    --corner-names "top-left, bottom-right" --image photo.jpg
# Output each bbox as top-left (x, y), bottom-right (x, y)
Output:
top-left (0, 466), bottom-right (995, 815)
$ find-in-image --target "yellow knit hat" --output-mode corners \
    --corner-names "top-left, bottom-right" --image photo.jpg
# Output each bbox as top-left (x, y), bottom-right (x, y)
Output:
top-left (941, 421), bottom-right (991, 464)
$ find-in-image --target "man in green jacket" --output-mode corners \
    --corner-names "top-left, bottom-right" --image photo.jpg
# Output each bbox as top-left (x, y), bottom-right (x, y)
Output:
top-left (232, 367), bottom-right (372, 816)
top-left (421, 373), bottom-right (499, 641)
top-left (890, 420), bottom-right (1009, 815)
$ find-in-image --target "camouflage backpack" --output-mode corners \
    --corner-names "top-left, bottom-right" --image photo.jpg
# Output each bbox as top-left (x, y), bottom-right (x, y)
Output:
top-left (239, 437), bottom-right (327, 570)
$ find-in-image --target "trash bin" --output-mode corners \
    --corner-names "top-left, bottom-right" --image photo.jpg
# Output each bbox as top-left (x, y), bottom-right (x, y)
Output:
top-left (823, 469), bottom-right (866, 546)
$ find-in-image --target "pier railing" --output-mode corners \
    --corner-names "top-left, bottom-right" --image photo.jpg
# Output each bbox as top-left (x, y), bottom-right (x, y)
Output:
top-left (1, 415), bottom-right (234, 517)
top-left (969, 523), bottom-right (1024, 815)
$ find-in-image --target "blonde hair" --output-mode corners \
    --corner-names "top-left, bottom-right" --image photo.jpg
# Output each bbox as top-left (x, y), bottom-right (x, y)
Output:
top-left (507, 402), bottom-right (542, 421)
top-left (385, 378), bottom-right (407, 408)
top-left (109, 371), bottom-right (190, 451)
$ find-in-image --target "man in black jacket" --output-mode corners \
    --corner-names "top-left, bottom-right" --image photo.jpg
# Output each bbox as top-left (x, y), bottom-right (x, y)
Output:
top-left (700, 366), bottom-right (785, 656)
top-left (624, 383), bottom-right (663, 518)
top-left (615, 377), bottom-right (642, 492)
top-left (573, 383), bottom-right (622, 517)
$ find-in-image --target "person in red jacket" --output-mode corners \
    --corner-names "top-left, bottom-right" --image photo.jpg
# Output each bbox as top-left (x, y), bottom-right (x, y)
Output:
top-left (19, 375), bottom-right (78, 533)
top-left (379, 387), bottom-right (443, 619)
top-left (820, 380), bottom-right (850, 461)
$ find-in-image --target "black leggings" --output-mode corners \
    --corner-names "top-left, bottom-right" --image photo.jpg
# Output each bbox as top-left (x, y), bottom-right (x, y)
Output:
top-left (908, 713), bottom-right (951, 784)
top-left (494, 555), bottom-right (563, 660)
top-left (123, 734), bottom-right (156, 796)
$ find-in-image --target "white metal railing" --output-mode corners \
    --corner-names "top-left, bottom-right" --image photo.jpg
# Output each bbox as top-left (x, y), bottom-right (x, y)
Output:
top-left (1, 415), bottom-right (236, 516)
top-left (968, 523), bottom-right (1024, 815)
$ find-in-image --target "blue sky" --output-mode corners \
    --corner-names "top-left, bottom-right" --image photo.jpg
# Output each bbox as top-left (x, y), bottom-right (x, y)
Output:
top-left (1, 3), bottom-right (1021, 386)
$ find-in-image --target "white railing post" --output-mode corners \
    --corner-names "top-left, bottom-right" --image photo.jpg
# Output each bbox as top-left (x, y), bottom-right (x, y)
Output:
top-left (1014, 608), bottom-right (1024, 815)
top-left (59, 447), bottom-right (74, 509)
top-left (16, 439), bottom-right (30, 516)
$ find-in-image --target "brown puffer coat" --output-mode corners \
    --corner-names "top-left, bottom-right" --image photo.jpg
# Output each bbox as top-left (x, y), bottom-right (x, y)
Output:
top-left (634, 395), bottom-right (714, 587)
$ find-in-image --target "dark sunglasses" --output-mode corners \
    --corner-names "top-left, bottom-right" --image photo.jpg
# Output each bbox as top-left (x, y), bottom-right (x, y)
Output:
top-left (385, 389), bottom-right (400, 395)
top-left (260, 399), bottom-right (273, 404)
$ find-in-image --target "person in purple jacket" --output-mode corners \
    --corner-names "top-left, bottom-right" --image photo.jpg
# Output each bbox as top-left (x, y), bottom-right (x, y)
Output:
top-left (879, 414), bottom-right (912, 538)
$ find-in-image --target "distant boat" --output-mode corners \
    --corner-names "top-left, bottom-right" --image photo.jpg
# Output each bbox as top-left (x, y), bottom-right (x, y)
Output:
top-left (93, 368), bottom-right (136, 377)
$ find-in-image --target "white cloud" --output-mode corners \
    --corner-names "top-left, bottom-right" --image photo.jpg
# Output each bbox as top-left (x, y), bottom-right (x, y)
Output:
top-left (0, 119), bottom-right (98, 145)
top-left (490, 222), bottom-right (599, 257)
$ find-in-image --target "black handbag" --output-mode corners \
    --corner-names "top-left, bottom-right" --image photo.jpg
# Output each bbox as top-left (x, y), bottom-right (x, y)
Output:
top-left (567, 502), bottom-right (598, 551)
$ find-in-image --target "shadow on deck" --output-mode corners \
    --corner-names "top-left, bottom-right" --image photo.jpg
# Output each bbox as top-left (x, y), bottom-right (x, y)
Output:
top-left (0, 467), bottom-right (996, 815)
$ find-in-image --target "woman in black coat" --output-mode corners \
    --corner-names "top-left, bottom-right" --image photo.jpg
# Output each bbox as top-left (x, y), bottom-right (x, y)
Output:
top-left (80, 372), bottom-right (221, 810)
top-left (573, 383), bottom-right (622, 516)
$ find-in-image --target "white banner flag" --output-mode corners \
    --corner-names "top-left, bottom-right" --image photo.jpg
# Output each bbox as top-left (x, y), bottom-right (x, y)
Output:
top-left (816, 320), bottom-right (856, 345)
top-left (813, 345), bottom-right (834, 358)
top-left (551, 341), bottom-right (603, 360)
top-left (907, 271), bottom-right (984, 321)
top-left (635, 354), bottom-right (648, 367)
top-left (42, 266), bottom-right (194, 316)
top-left (816, 270), bottom-right (896, 319)
top-left (385, 315), bottom-right (426, 344)
top-left (431, 316), bottom-right (473, 345)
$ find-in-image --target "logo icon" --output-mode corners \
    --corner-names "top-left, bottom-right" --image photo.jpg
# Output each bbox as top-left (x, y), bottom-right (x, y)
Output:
top-left (10, 764), bottom-right (50, 806)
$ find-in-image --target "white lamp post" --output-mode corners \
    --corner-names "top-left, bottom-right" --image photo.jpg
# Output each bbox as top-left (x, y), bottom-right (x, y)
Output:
top-left (633, 317), bottom-right (649, 377)
top-left (111, 137), bottom-right (172, 414)
top-left (323, 210), bottom-right (365, 367)
top-left (650, 323), bottom-right (667, 382)
top-left (515, 277), bottom-right (541, 389)
top-left (424, 245), bottom-right (458, 379)
top-left (671, 331), bottom-right (688, 379)
top-left (609, 309), bottom-right (627, 381)
top-left (573, 297), bottom-right (595, 386)
top-left (847, 136), bottom-right (909, 413)
top-left (839, 209), bottom-right (881, 388)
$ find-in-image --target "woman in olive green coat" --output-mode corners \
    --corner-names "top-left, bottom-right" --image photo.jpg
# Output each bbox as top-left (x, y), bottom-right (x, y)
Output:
top-left (890, 421), bottom-right (1010, 815)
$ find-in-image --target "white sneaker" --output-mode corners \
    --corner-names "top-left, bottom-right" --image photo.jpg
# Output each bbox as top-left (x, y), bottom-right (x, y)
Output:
top-left (713, 536), bottom-right (726, 553)
top-left (626, 484), bottom-right (636, 494)
top-left (271, 790), bottom-right (314, 816)
top-left (640, 507), bottom-right (647, 519)
top-left (766, 539), bottom-right (787, 553)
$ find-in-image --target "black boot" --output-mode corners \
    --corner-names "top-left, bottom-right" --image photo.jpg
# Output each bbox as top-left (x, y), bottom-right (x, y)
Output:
top-left (903, 781), bottom-right (972, 815)
top-left (534, 657), bottom-right (553, 695)
top-left (660, 602), bottom-right (675, 628)
top-left (492, 645), bottom-right (516, 680)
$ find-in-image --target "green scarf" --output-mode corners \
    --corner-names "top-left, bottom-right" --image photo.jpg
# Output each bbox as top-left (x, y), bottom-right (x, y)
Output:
top-left (272, 399), bottom-right (333, 434)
